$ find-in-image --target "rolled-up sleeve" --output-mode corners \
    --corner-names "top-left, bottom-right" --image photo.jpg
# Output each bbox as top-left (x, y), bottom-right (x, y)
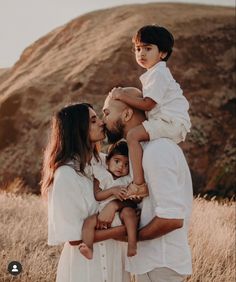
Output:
top-left (48, 166), bottom-right (89, 245)
top-left (143, 143), bottom-right (185, 219)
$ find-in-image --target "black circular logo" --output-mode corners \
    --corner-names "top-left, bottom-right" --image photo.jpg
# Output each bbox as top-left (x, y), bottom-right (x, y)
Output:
top-left (8, 261), bottom-right (22, 276)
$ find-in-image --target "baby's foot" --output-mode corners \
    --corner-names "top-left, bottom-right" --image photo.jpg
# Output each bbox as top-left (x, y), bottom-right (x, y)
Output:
top-left (127, 241), bottom-right (137, 257)
top-left (78, 243), bottom-right (93, 259)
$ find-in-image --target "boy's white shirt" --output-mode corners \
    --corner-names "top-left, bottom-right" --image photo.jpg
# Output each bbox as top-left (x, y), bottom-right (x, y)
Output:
top-left (140, 61), bottom-right (191, 132)
top-left (92, 153), bottom-right (131, 211)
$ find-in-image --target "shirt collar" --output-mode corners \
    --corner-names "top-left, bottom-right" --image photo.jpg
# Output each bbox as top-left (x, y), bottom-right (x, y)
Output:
top-left (140, 61), bottom-right (166, 82)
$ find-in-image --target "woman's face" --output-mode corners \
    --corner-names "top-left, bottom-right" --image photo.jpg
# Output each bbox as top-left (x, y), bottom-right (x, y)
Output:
top-left (89, 107), bottom-right (105, 143)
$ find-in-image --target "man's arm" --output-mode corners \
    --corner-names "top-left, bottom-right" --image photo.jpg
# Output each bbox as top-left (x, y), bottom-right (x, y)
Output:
top-left (69, 225), bottom-right (127, 245)
top-left (138, 216), bottom-right (183, 241)
top-left (69, 201), bottom-right (127, 245)
top-left (94, 225), bottom-right (127, 242)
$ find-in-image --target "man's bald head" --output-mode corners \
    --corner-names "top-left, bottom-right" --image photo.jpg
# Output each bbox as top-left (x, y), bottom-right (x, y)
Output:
top-left (103, 87), bottom-right (146, 141)
top-left (104, 87), bottom-right (143, 113)
top-left (123, 87), bottom-right (143, 99)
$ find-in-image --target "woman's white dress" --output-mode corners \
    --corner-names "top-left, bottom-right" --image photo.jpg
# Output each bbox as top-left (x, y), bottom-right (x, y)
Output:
top-left (48, 163), bottom-right (130, 282)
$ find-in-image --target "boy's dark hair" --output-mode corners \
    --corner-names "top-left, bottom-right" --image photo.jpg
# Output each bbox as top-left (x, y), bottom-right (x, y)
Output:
top-left (132, 25), bottom-right (174, 61)
top-left (106, 140), bottom-right (129, 161)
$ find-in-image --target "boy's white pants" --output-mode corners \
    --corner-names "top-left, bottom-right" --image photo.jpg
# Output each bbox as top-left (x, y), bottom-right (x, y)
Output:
top-left (142, 117), bottom-right (188, 143)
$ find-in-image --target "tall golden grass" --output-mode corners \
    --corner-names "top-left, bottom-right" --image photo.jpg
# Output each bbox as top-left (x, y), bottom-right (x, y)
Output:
top-left (0, 191), bottom-right (235, 282)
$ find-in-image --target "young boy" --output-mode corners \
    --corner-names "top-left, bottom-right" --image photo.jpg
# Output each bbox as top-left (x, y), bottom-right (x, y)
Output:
top-left (111, 25), bottom-right (191, 198)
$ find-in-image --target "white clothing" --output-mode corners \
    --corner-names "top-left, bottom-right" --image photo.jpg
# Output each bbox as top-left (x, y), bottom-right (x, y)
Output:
top-left (142, 118), bottom-right (187, 143)
top-left (48, 163), bottom-right (130, 282)
top-left (92, 159), bottom-right (132, 211)
top-left (92, 156), bottom-right (132, 226)
top-left (140, 61), bottom-right (191, 141)
top-left (137, 267), bottom-right (186, 282)
top-left (126, 138), bottom-right (193, 275)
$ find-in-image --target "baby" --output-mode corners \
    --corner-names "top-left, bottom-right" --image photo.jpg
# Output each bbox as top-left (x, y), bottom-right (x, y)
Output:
top-left (79, 141), bottom-right (138, 259)
top-left (111, 25), bottom-right (191, 198)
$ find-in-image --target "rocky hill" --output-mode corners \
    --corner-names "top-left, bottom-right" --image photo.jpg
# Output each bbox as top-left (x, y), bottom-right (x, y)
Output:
top-left (0, 3), bottom-right (235, 197)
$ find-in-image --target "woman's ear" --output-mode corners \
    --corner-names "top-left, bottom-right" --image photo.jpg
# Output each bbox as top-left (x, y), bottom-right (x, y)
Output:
top-left (122, 107), bottom-right (133, 123)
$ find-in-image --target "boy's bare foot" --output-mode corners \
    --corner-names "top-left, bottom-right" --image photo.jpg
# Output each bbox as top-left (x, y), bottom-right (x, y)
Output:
top-left (78, 243), bottom-right (93, 259)
top-left (127, 241), bottom-right (137, 257)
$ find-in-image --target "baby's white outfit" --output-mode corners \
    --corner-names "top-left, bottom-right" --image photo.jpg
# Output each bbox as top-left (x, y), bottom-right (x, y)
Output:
top-left (140, 61), bottom-right (191, 143)
top-left (92, 154), bottom-right (132, 226)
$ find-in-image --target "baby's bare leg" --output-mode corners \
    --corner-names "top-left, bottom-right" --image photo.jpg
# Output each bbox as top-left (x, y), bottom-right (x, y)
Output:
top-left (126, 125), bottom-right (149, 185)
top-left (120, 207), bottom-right (138, 257)
top-left (80, 214), bottom-right (98, 259)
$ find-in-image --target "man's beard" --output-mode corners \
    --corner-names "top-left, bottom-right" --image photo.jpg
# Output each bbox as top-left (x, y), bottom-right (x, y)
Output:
top-left (105, 119), bottom-right (125, 144)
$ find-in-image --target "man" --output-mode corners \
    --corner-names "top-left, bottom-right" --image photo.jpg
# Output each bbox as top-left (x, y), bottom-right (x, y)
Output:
top-left (102, 87), bottom-right (193, 282)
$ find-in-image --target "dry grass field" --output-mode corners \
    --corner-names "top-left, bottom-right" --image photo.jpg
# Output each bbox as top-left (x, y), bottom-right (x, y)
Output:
top-left (0, 190), bottom-right (235, 282)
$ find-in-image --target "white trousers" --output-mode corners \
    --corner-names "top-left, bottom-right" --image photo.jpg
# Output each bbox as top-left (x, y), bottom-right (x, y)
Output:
top-left (136, 267), bottom-right (187, 282)
top-left (142, 118), bottom-right (188, 143)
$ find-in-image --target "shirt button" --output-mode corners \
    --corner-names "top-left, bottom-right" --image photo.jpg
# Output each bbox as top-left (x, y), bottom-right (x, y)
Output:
top-left (102, 254), bottom-right (105, 257)
top-left (103, 267), bottom-right (106, 270)
top-left (100, 243), bottom-right (103, 246)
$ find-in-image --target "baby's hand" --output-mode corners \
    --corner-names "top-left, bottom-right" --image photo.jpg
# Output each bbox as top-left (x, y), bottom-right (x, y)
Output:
top-left (97, 201), bottom-right (117, 229)
top-left (109, 87), bottom-right (124, 100)
top-left (111, 185), bottom-right (128, 201)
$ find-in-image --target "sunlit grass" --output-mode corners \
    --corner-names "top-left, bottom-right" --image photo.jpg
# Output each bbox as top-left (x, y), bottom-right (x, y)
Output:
top-left (0, 191), bottom-right (235, 282)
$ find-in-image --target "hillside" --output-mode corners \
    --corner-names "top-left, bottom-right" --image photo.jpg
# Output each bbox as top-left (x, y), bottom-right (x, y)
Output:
top-left (0, 3), bottom-right (235, 196)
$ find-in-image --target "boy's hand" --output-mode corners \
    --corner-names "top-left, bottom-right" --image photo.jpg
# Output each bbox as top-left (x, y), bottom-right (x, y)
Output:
top-left (111, 185), bottom-right (127, 201)
top-left (109, 87), bottom-right (124, 100)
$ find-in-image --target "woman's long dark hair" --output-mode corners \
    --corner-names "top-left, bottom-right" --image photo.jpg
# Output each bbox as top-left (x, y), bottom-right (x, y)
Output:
top-left (41, 103), bottom-right (99, 196)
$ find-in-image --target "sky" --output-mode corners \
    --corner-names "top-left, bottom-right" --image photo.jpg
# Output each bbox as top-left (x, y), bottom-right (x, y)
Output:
top-left (0, 0), bottom-right (234, 67)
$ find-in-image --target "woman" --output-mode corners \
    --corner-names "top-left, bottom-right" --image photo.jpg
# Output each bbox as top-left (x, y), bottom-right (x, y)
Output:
top-left (41, 103), bottom-right (130, 282)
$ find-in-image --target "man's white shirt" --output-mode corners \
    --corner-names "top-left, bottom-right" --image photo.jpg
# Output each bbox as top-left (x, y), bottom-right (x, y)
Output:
top-left (126, 138), bottom-right (193, 275)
